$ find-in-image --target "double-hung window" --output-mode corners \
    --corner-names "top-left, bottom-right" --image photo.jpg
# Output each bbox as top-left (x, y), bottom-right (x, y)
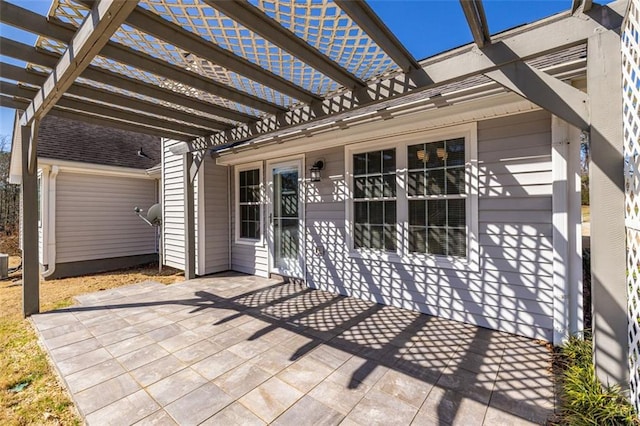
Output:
top-left (346, 124), bottom-right (477, 269)
top-left (236, 163), bottom-right (262, 243)
top-left (407, 138), bottom-right (466, 257)
top-left (353, 149), bottom-right (397, 251)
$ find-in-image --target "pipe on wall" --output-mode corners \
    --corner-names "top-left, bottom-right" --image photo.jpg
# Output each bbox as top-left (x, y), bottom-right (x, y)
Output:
top-left (42, 165), bottom-right (59, 278)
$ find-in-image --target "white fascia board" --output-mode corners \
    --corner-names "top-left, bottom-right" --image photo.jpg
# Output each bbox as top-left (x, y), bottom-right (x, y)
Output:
top-left (216, 92), bottom-right (540, 166)
top-left (37, 157), bottom-right (155, 179)
top-left (9, 111), bottom-right (22, 184)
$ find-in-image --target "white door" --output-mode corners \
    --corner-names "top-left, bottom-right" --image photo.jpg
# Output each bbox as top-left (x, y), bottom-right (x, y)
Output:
top-left (268, 160), bottom-right (304, 278)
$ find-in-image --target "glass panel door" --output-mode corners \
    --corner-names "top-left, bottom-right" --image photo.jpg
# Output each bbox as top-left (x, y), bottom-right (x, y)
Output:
top-left (270, 162), bottom-right (303, 277)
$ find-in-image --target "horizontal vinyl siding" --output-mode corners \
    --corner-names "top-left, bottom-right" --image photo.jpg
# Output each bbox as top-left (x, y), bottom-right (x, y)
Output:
top-left (201, 157), bottom-right (230, 274)
top-left (162, 140), bottom-right (198, 270)
top-left (230, 166), bottom-right (269, 278)
top-left (305, 110), bottom-right (554, 340)
top-left (55, 172), bottom-right (157, 263)
top-left (162, 140), bottom-right (185, 269)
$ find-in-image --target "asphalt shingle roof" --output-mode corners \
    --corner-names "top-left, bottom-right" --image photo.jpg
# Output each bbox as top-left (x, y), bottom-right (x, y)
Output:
top-left (37, 115), bottom-right (161, 170)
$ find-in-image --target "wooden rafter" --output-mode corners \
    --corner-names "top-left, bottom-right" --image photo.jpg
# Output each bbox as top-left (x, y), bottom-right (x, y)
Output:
top-left (79, 0), bottom-right (321, 104)
top-left (19, 0), bottom-right (140, 126)
top-left (206, 0), bottom-right (365, 90)
top-left (571, 0), bottom-right (593, 13)
top-left (0, 62), bottom-right (226, 132)
top-left (0, 81), bottom-right (209, 137)
top-left (0, 1), bottom-right (285, 115)
top-left (334, 0), bottom-right (422, 74)
top-left (173, 1), bottom-right (625, 153)
top-left (0, 37), bottom-right (244, 125)
top-left (459, 0), bottom-right (491, 48)
top-left (1, 95), bottom-right (192, 141)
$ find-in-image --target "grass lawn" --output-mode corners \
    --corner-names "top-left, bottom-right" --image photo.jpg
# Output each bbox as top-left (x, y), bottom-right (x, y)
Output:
top-left (582, 205), bottom-right (590, 222)
top-left (0, 259), bottom-right (183, 425)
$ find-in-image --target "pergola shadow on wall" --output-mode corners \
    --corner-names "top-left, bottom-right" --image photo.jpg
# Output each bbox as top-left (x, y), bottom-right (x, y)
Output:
top-left (0, 0), bottom-right (632, 396)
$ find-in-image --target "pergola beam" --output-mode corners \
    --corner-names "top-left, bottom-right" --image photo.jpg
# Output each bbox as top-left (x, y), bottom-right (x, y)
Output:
top-left (334, 0), bottom-right (423, 74)
top-left (484, 61), bottom-right (589, 129)
top-left (206, 0), bottom-right (365, 90)
top-left (20, 0), bottom-right (139, 127)
top-left (0, 1), bottom-right (284, 115)
top-left (0, 62), bottom-right (226, 132)
top-left (459, 0), bottom-right (491, 48)
top-left (173, 1), bottom-right (625, 153)
top-left (1, 95), bottom-right (192, 141)
top-left (0, 37), bottom-right (240, 126)
top-left (572, 0), bottom-right (593, 13)
top-left (79, 0), bottom-right (320, 105)
top-left (0, 81), bottom-right (207, 138)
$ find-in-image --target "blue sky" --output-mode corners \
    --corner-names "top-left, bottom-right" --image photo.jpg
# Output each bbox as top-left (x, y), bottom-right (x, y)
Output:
top-left (0, 0), bottom-right (574, 145)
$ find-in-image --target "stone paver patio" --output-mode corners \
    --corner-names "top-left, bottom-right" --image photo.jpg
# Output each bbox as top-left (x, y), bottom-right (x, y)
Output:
top-left (31, 273), bottom-right (555, 425)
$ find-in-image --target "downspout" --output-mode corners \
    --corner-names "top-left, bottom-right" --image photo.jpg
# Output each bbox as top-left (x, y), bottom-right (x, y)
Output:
top-left (227, 165), bottom-right (232, 270)
top-left (42, 166), bottom-right (59, 278)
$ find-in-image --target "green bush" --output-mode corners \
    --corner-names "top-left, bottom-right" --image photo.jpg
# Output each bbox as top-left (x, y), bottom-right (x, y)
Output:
top-left (558, 334), bottom-right (639, 425)
top-left (581, 175), bottom-right (590, 205)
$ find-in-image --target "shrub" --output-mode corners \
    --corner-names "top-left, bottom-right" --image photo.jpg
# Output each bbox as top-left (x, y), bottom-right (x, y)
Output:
top-left (558, 334), bottom-right (639, 425)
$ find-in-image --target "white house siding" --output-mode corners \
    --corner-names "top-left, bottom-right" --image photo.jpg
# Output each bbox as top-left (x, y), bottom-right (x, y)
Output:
top-left (55, 171), bottom-right (157, 263)
top-left (305, 110), bottom-right (554, 341)
top-left (230, 167), bottom-right (269, 277)
top-left (162, 140), bottom-right (199, 270)
top-left (200, 157), bottom-right (230, 274)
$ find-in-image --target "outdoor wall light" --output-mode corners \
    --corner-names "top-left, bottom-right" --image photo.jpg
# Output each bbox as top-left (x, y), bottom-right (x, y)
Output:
top-left (310, 160), bottom-right (325, 182)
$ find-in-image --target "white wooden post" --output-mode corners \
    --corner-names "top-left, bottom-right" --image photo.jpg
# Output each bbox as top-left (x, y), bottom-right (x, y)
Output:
top-left (552, 116), bottom-right (583, 345)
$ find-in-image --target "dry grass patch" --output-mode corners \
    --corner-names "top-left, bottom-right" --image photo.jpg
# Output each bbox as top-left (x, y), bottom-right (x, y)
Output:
top-left (0, 259), bottom-right (183, 425)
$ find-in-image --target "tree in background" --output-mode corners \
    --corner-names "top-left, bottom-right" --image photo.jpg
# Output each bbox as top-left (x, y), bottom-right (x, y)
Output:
top-left (0, 135), bottom-right (20, 234)
top-left (581, 138), bottom-right (590, 206)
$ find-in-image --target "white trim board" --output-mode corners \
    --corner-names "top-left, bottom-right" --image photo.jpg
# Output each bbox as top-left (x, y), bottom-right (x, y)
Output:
top-left (216, 92), bottom-right (540, 166)
top-left (38, 157), bottom-right (155, 179)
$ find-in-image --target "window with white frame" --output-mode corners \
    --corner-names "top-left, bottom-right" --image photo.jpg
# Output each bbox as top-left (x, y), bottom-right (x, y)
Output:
top-left (346, 124), bottom-right (477, 268)
top-left (236, 164), bottom-right (262, 242)
top-left (353, 149), bottom-right (397, 251)
top-left (407, 138), bottom-right (466, 257)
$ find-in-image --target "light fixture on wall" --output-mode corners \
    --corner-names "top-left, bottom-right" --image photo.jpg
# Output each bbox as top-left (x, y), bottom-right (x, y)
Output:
top-left (310, 160), bottom-right (325, 182)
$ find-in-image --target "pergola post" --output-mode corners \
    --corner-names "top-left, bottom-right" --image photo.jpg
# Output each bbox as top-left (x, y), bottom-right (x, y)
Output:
top-left (21, 120), bottom-right (40, 317)
top-left (588, 30), bottom-right (628, 387)
top-left (183, 152), bottom-right (196, 280)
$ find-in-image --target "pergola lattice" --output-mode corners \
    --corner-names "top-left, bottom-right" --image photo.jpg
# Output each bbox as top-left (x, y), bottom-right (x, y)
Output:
top-left (0, 0), bottom-right (634, 399)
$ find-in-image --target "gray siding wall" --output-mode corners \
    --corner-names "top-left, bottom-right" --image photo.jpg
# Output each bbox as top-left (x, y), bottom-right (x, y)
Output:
top-left (162, 140), bottom-right (198, 270)
top-left (200, 157), bottom-right (230, 274)
top-left (55, 171), bottom-right (157, 263)
top-left (162, 141), bottom-right (229, 274)
top-left (305, 111), bottom-right (554, 340)
top-left (230, 167), bottom-right (269, 277)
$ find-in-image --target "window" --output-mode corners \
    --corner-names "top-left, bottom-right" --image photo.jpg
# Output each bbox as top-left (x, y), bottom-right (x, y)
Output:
top-left (353, 149), bottom-right (396, 251)
top-left (346, 123), bottom-right (478, 269)
top-left (236, 163), bottom-right (262, 242)
top-left (407, 138), bottom-right (466, 257)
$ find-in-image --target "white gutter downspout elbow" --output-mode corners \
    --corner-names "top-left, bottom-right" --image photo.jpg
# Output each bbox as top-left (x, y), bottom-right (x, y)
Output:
top-left (42, 166), bottom-right (59, 278)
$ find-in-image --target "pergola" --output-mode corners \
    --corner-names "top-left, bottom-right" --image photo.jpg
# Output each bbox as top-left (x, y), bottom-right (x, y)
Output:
top-left (0, 0), bottom-right (628, 391)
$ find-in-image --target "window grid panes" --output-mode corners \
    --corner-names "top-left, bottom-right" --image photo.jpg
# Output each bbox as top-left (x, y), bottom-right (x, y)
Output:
top-left (408, 138), bottom-right (467, 257)
top-left (353, 149), bottom-right (397, 251)
top-left (239, 168), bottom-right (260, 240)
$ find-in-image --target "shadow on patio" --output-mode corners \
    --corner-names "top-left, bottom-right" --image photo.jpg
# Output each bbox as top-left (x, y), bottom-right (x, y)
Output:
top-left (31, 272), bottom-right (555, 425)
